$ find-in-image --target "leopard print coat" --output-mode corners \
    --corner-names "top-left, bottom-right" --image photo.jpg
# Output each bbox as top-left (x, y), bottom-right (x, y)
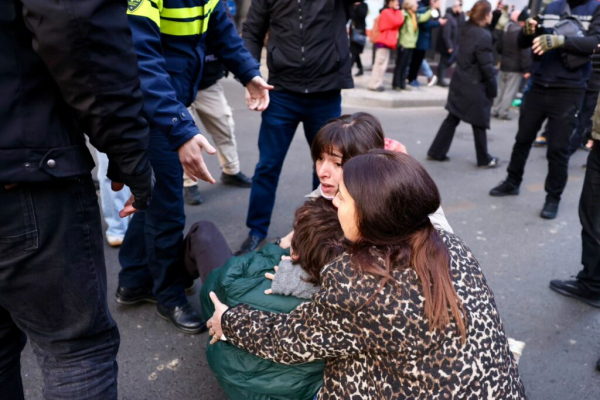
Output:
top-left (221, 230), bottom-right (526, 399)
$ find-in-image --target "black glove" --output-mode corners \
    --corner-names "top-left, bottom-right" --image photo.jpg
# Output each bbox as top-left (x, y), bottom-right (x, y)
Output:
top-left (107, 161), bottom-right (155, 210)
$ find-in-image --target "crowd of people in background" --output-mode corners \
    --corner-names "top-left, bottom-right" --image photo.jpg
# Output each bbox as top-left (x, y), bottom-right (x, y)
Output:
top-left (3, 0), bottom-right (600, 398)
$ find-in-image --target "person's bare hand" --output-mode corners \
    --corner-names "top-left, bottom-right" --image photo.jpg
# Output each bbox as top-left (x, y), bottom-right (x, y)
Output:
top-left (207, 292), bottom-right (229, 345)
top-left (384, 138), bottom-right (408, 154)
top-left (448, 48), bottom-right (454, 54)
top-left (279, 231), bottom-right (294, 249)
top-left (178, 134), bottom-right (217, 184)
top-left (111, 182), bottom-right (139, 218)
top-left (264, 266), bottom-right (279, 295)
top-left (523, 72), bottom-right (531, 79)
top-left (245, 76), bottom-right (274, 111)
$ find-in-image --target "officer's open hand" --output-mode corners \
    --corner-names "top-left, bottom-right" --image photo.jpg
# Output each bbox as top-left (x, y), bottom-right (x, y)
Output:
top-left (178, 134), bottom-right (217, 184)
top-left (245, 76), bottom-right (274, 112)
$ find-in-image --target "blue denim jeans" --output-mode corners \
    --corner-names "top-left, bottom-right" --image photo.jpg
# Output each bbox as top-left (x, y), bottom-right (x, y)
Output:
top-left (0, 177), bottom-right (119, 400)
top-left (96, 151), bottom-right (130, 238)
top-left (246, 91), bottom-right (342, 239)
top-left (118, 129), bottom-right (187, 308)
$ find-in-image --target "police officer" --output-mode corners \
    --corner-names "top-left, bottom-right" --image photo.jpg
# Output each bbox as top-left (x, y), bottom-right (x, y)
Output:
top-left (490, 0), bottom-right (600, 219)
top-left (1, 0), bottom-right (153, 398)
top-left (119, 0), bottom-right (271, 333)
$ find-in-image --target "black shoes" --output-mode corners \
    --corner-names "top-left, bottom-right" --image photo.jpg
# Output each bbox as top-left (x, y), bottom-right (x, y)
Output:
top-left (479, 156), bottom-right (499, 169)
top-left (355, 70), bottom-right (364, 77)
top-left (183, 185), bottom-right (203, 205)
top-left (115, 286), bottom-right (157, 305)
top-left (221, 171), bottom-right (252, 188)
top-left (427, 154), bottom-right (450, 162)
top-left (157, 303), bottom-right (207, 334)
top-left (489, 180), bottom-right (520, 197)
top-left (235, 234), bottom-right (264, 256)
top-left (540, 200), bottom-right (559, 219)
top-left (549, 279), bottom-right (600, 308)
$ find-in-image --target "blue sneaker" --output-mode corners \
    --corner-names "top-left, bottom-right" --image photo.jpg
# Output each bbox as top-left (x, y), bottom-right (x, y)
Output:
top-left (409, 80), bottom-right (420, 88)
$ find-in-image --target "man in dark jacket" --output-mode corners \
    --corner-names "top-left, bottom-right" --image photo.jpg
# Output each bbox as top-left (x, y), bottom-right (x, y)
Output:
top-left (490, 0), bottom-right (600, 220)
top-left (492, 10), bottom-right (533, 120)
top-left (436, 2), bottom-right (462, 87)
top-left (237, 0), bottom-right (355, 254)
top-left (0, 0), bottom-right (154, 398)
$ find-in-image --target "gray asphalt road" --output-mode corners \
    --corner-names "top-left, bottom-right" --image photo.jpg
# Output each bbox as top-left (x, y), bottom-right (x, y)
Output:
top-left (20, 78), bottom-right (600, 399)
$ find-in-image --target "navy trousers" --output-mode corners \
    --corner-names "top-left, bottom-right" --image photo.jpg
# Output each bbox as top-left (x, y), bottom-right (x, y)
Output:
top-left (119, 130), bottom-right (187, 308)
top-left (246, 91), bottom-right (342, 239)
top-left (0, 177), bottom-right (119, 400)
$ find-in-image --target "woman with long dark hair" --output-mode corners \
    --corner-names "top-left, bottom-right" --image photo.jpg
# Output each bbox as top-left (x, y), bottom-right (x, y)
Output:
top-left (206, 150), bottom-right (526, 399)
top-left (427, 0), bottom-right (499, 168)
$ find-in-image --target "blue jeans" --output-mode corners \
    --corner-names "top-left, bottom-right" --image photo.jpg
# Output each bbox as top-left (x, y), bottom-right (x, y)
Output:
top-left (246, 91), bottom-right (342, 238)
top-left (96, 151), bottom-right (130, 238)
top-left (118, 130), bottom-right (187, 308)
top-left (0, 177), bottom-right (119, 400)
top-left (421, 59), bottom-right (433, 79)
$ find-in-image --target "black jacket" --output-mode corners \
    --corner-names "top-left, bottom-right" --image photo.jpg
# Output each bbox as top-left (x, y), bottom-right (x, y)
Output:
top-left (497, 21), bottom-right (533, 73)
top-left (446, 23), bottom-right (497, 129)
top-left (1, 0), bottom-right (152, 206)
top-left (437, 8), bottom-right (459, 54)
top-left (242, 0), bottom-right (355, 94)
top-left (518, 0), bottom-right (600, 89)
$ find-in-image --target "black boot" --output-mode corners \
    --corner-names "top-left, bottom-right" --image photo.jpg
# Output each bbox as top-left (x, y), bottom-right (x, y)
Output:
top-left (549, 279), bottom-right (600, 308)
top-left (221, 172), bottom-right (252, 188)
top-left (540, 200), bottom-right (559, 219)
top-left (489, 180), bottom-right (520, 197)
top-left (157, 303), bottom-right (206, 334)
top-left (115, 286), bottom-right (156, 305)
top-left (235, 234), bottom-right (264, 256)
top-left (183, 185), bottom-right (203, 205)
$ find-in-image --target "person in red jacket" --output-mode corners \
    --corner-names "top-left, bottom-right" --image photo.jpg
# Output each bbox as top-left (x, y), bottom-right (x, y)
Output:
top-left (368, 0), bottom-right (404, 91)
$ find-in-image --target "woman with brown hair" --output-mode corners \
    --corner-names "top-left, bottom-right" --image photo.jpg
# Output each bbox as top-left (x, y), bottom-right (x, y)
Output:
top-left (427, 0), bottom-right (500, 168)
top-left (207, 150), bottom-right (526, 399)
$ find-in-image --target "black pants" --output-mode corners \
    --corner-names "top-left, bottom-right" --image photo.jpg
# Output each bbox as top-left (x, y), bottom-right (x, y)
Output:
top-left (350, 42), bottom-right (364, 72)
top-left (407, 49), bottom-right (426, 83)
top-left (0, 177), bottom-right (119, 400)
top-left (577, 141), bottom-right (600, 293)
top-left (506, 84), bottom-right (585, 202)
top-left (569, 89), bottom-right (599, 154)
top-left (392, 48), bottom-right (413, 89)
top-left (437, 52), bottom-right (452, 83)
top-left (184, 221), bottom-right (233, 284)
top-left (428, 112), bottom-right (492, 166)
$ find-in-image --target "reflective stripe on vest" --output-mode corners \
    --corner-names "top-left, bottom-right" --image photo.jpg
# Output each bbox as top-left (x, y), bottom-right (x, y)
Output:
top-left (127, 0), bottom-right (219, 36)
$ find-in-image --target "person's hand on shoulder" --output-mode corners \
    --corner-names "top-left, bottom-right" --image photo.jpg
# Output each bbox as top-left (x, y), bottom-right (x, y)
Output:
top-left (384, 138), bottom-right (408, 154)
top-left (245, 76), bottom-right (274, 111)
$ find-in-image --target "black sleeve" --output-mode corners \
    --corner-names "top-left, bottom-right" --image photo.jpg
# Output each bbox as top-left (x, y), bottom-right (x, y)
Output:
top-left (442, 21), bottom-right (453, 51)
top-left (242, 0), bottom-right (270, 62)
top-left (20, 0), bottom-right (153, 207)
top-left (563, 6), bottom-right (600, 55)
top-left (476, 34), bottom-right (498, 99)
top-left (521, 47), bottom-right (533, 72)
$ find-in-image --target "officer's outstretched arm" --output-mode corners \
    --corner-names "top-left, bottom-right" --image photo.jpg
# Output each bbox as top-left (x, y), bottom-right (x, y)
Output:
top-left (127, 0), bottom-right (216, 183)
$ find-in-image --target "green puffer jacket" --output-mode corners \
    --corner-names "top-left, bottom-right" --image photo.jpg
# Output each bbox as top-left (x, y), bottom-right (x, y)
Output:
top-left (200, 244), bottom-right (324, 400)
top-left (399, 9), bottom-right (432, 49)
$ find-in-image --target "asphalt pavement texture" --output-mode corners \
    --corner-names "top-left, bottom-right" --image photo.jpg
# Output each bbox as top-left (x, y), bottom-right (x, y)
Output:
top-left (21, 78), bottom-right (600, 399)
